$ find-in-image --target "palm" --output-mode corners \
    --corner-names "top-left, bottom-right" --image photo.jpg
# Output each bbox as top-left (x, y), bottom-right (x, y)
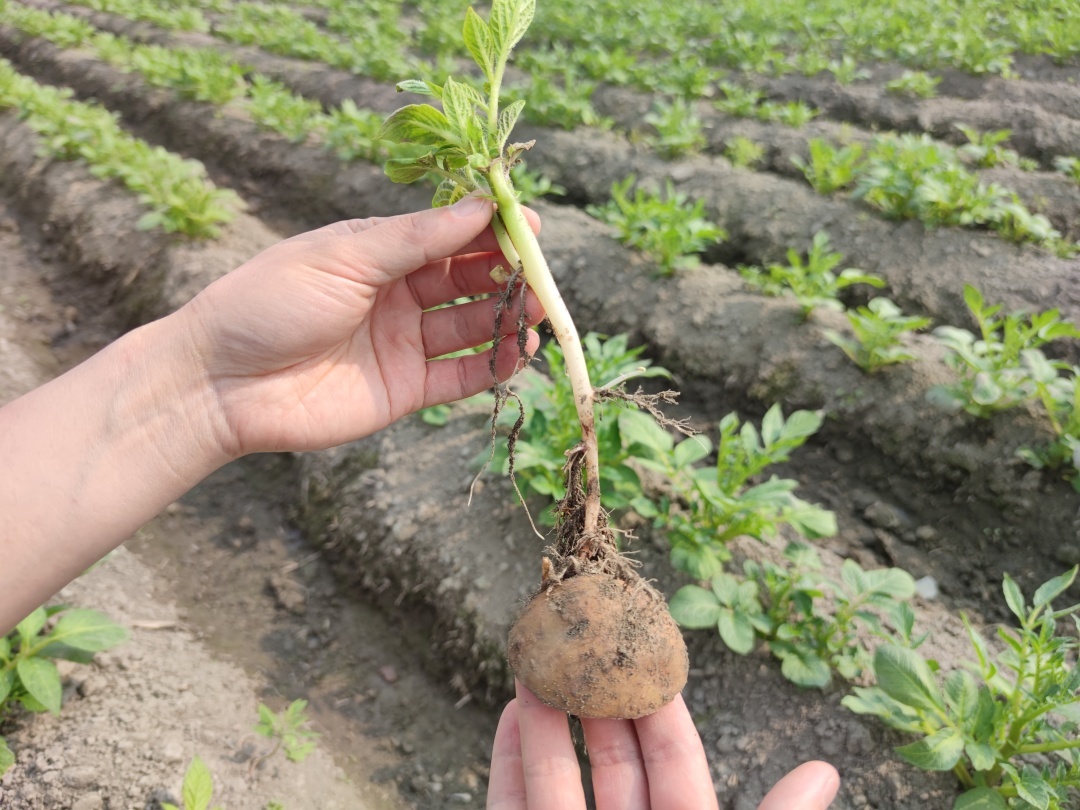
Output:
top-left (185, 211), bottom-right (540, 455)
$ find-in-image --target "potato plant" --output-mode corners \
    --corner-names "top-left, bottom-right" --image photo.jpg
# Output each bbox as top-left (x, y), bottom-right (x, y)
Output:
top-left (377, 0), bottom-right (688, 720)
top-left (824, 297), bottom-right (933, 373)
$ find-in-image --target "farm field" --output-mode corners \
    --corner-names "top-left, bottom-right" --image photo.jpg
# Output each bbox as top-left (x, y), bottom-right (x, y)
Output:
top-left (2, 0), bottom-right (1080, 808)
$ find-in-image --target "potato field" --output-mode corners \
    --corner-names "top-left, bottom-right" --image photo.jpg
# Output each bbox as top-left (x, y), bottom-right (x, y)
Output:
top-left (3, 0), bottom-right (1080, 807)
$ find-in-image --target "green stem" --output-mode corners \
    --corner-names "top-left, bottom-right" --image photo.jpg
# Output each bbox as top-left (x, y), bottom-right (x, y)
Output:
top-left (1017, 739), bottom-right (1080, 755)
top-left (486, 159), bottom-right (601, 535)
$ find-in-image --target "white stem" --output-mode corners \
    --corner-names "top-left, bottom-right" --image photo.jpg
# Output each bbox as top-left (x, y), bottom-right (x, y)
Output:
top-left (488, 162), bottom-right (601, 535)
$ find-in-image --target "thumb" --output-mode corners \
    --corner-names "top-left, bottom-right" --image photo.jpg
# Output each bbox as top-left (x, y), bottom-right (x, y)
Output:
top-left (757, 761), bottom-right (840, 810)
top-left (336, 194), bottom-right (494, 283)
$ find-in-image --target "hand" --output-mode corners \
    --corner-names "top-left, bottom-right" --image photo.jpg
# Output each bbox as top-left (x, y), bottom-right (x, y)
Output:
top-left (181, 194), bottom-right (542, 457)
top-left (487, 681), bottom-right (840, 810)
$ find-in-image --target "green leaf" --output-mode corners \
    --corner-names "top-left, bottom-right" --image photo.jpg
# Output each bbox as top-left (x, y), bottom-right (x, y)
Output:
top-left (944, 670), bottom-right (979, 723)
top-left (38, 609), bottom-right (127, 653)
top-left (1032, 567), bottom-right (1078, 610)
top-left (761, 403), bottom-right (784, 446)
top-left (964, 741), bottom-right (998, 771)
top-left (462, 7), bottom-right (497, 80)
top-left (15, 657), bottom-right (62, 715)
top-left (379, 104), bottom-right (460, 149)
top-left (673, 436), bottom-right (712, 468)
top-left (778, 648), bottom-right (831, 688)
top-left (1002, 574), bottom-right (1026, 621)
top-left (16, 607), bottom-right (48, 645)
top-left (395, 79), bottom-right (443, 99)
top-left (863, 567), bottom-right (916, 599)
top-left (873, 645), bottom-right (944, 714)
top-left (432, 178), bottom-right (467, 208)
top-left (385, 157), bottom-right (435, 184)
top-left (895, 729), bottom-right (964, 771)
top-left (718, 608), bottom-right (756, 655)
top-left (953, 787), bottom-right (1008, 810)
top-left (618, 409), bottom-right (673, 455)
top-left (670, 544), bottom-right (723, 580)
top-left (182, 755), bottom-right (214, 810)
top-left (0, 735), bottom-right (13, 776)
top-left (710, 572), bottom-right (740, 606)
top-left (1015, 774), bottom-right (1052, 810)
top-left (497, 99), bottom-right (526, 149)
top-left (0, 668), bottom-right (14, 706)
top-left (489, 0), bottom-right (535, 55)
top-left (440, 78), bottom-right (481, 147)
top-left (668, 586), bottom-right (721, 629)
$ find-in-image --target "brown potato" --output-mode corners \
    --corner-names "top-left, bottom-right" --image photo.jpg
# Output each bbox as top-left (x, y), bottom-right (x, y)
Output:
top-left (507, 571), bottom-right (689, 719)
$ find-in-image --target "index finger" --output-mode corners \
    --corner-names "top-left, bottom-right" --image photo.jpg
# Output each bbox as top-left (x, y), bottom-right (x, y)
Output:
top-left (633, 694), bottom-right (719, 809)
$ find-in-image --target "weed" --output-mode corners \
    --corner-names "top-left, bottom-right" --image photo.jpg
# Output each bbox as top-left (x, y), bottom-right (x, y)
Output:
top-left (252, 699), bottom-right (319, 769)
top-left (586, 176), bottom-right (726, 276)
top-left (824, 297), bottom-right (933, 373)
top-left (739, 231), bottom-right (885, 318)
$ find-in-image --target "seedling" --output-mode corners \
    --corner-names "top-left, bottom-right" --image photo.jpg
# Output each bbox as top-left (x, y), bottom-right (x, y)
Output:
top-left (824, 297), bottom-right (932, 373)
top-left (885, 70), bottom-right (941, 99)
top-left (758, 99), bottom-right (819, 128)
top-left (715, 82), bottom-right (764, 118)
top-left (739, 231), bottom-right (885, 318)
top-left (791, 138), bottom-right (865, 194)
top-left (844, 567), bottom-right (1080, 809)
top-left (378, 0), bottom-right (689, 720)
top-left (724, 136), bottom-right (766, 169)
top-left (509, 160), bottom-right (565, 203)
top-left (928, 285), bottom-right (1080, 418)
top-left (250, 699), bottom-right (319, 773)
top-left (162, 756), bottom-right (223, 810)
top-left (956, 125), bottom-right (1036, 171)
top-left (1015, 352), bottom-right (1080, 488)
top-left (643, 97), bottom-right (707, 158)
top-left (0, 604), bottom-right (127, 775)
top-left (586, 176), bottom-right (727, 276)
top-left (246, 76), bottom-right (323, 144)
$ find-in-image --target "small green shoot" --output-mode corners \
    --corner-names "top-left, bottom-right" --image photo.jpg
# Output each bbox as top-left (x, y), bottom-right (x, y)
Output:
top-left (252, 699), bottom-right (319, 768)
top-left (885, 70), bottom-right (940, 99)
top-left (824, 297), bottom-right (932, 373)
top-left (643, 97), bottom-right (707, 158)
top-left (739, 231), bottom-right (885, 318)
top-left (724, 136), bottom-right (766, 169)
top-left (586, 176), bottom-right (726, 276)
top-left (956, 125), bottom-right (1035, 171)
top-left (162, 755), bottom-right (223, 810)
top-left (791, 139), bottom-right (865, 194)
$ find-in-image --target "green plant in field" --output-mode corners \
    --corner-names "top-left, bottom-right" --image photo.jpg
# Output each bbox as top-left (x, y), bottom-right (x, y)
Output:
top-left (642, 97), bottom-right (707, 159)
top-left (758, 99), bottom-right (818, 128)
top-left (1014, 352), bottom-right (1080, 489)
top-left (885, 70), bottom-right (941, 99)
top-left (829, 55), bottom-right (871, 85)
top-left (1054, 156), bottom-right (1080, 185)
top-left (928, 285), bottom-right (1080, 417)
top-left (586, 176), bottom-right (726, 276)
top-left (162, 756), bottom-right (223, 810)
top-left (488, 334), bottom-right (672, 516)
top-left (671, 543), bottom-right (915, 687)
top-left (509, 161), bottom-right (565, 203)
top-left (791, 138), bottom-right (865, 194)
top-left (724, 136), bottom-right (766, 169)
top-left (511, 53), bottom-right (609, 130)
top-left (714, 82), bottom-right (764, 118)
top-left (0, 604), bottom-right (127, 776)
top-left (639, 404), bottom-right (836, 580)
top-left (844, 567), bottom-right (1080, 809)
top-left (125, 44), bottom-right (248, 105)
top-left (739, 231), bottom-right (885, 318)
top-left (246, 76), bottom-right (323, 144)
top-left (956, 126), bottom-right (1036, 171)
top-left (320, 100), bottom-right (388, 162)
top-left (0, 1), bottom-right (95, 46)
top-left (824, 297), bottom-right (933, 373)
top-left (252, 699), bottom-right (319, 767)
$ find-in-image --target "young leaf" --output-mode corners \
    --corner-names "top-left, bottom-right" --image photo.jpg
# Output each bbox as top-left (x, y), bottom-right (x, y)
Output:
top-left (497, 99), bottom-right (526, 150)
top-left (489, 0), bottom-right (535, 56)
top-left (16, 607), bottom-right (47, 645)
top-left (38, 609), bottom-right (127, 653)
top-left (895, 728), bottom-right (964, 771)
top-left (1002, 574), bottom-right (1026, 620)
top-left (963, 741), bottom-right (998, 771)
top-left (668, 586), bottom-right (722, 629)
top-left (182, 755), bottom-right (215, 810)
top-left (0, 735), bottom-right (13, 777)
top-left (944, 670), bottom-right (978, 723)
top-left (15, 657), bottom-right (62, 715)
top-left (463, 8), bottom-right (497, 81)
top-left (953, 787), bottom-right (1008, 810)
top-left (778, 647), bottom-right (831, 688)
top-left (718, 608), bottom-right (755, 654)
top-left (395, 79), bottom-right (443, 99)
top-left (873, 644), bottom-right (945, 714)
top-left (379, 105), bottom-right (460, 149)
top-left (0, 669), bottom-right (14, 705)
top-left (384, 156), bottom-right (435, 184)
top-left (1015, 774), bottom-right (1052, 810)
top-left (1032, 566), bottom-right (1078, 610)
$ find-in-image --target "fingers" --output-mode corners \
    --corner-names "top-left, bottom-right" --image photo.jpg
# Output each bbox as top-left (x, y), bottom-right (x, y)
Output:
top-left (407, 251), bottom-right (518, 311)
top-left (580, 717), bottom-right (650, 808)
top-left (757, 761), bottom-right (840, 810)
top-left (421, 290), bottom-right (544, 360)
top-left (487, 700), bottom-right (527, 810)
top-left (314, 198), bottom-right (542, 285)
top-left (422, 329), bottom-right (539, 408)
top-left (633, 695), bottom-right (720, 810)
top-left (511, 682), bottom-right (587, 810)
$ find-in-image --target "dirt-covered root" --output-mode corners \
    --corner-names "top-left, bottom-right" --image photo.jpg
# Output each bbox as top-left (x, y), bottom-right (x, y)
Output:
top-left (507, 569), bottom-right (689, 719)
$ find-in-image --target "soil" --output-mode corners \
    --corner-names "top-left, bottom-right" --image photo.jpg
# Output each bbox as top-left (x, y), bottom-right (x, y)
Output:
top-left (3, 10), bottom-right (1080, 810)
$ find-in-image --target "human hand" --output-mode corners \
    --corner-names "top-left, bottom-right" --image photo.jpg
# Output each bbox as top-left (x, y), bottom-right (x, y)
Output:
top-left (179, 194), bottom-right (542, 458)
top-left (487, 681), bottom-right (839, 809)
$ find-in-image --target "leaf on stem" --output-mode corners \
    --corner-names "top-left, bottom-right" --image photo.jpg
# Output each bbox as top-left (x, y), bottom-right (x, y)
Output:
top-left (873, 644), bottom-right (945, 714)
top-left (379, 105), bottom-right (461, 149)
top-left (895, 728), bottom-right (964, 771)
top-left (463, 7), bottom-right (497, 81)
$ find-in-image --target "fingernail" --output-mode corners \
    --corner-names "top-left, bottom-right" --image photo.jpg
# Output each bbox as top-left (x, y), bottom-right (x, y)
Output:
top-left (450, 194), bottom-right (489, 217)
top-left (815, 768), bottom-right (841, 808)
